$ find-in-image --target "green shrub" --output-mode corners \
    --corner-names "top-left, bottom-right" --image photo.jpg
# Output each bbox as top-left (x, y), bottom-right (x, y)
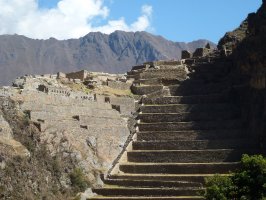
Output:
top-left (232, 154), bottom-right (266, 199)
top-left (204, 175), bottom-right (234, 200)
top-left (69, 168), bottom-right (90, 192)
top-left (204, 154), bottom-right (266, 200)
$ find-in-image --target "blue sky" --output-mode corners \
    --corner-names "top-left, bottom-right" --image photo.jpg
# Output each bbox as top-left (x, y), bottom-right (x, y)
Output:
top-left (105, 0), bottom-right (262, 43)
top-left (1, 0), bottom-right (262, 42)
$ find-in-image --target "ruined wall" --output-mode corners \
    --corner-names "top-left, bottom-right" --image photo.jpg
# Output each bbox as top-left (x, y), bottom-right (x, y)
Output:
top-left (109, 97), bottom-right (135, 116)
top-left (107, 80), bottom-right (131, 90)
top-left (66, 70), bottom-right (88, 81)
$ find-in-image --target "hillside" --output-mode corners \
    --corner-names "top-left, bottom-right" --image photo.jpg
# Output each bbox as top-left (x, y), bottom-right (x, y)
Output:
top-left (0, 31), bottom-right (215, 86)
top-left (0, 1), bottom-right (265, 199)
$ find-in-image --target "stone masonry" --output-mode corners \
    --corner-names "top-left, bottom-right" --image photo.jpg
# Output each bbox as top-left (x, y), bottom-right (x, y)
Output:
top-left (88, 46), bottom-right (260, 199)
top-left (2, 71), bottom-right (135, 188)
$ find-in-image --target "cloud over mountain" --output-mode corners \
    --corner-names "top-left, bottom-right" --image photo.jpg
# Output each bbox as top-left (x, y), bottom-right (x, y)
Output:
top-left (0, 0), bottom-right (153, 39)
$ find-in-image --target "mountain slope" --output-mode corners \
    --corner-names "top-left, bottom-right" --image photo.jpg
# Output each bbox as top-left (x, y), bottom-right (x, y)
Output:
top-left (0, 31), bottom-right (215, 85)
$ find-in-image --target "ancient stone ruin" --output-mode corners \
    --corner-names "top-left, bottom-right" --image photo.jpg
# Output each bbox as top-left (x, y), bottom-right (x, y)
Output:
top-left (1, 11), bottom-right (266, 196)
top-left (87, 44), bottom-right (263, 199)
top-left (0, 69), bottom-right (136, 188)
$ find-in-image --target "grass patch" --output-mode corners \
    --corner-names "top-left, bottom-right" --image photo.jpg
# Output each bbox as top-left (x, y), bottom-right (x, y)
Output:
top-left (94, 86), bottom-right (133, 97)
top-left (70, 168), bottom-right (90, 193)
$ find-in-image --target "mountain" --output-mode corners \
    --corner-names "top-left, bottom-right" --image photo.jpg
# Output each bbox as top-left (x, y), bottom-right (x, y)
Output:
top-left (0, 31), bottom-right (215, 85)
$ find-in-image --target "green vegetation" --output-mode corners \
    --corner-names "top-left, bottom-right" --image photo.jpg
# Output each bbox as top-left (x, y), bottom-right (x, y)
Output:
top-left (204, 154), bottom-right (266, 200)
top-left (69, 168), bottom-right (90, 193)
top-left (22, 110), bottom-right (31, 125)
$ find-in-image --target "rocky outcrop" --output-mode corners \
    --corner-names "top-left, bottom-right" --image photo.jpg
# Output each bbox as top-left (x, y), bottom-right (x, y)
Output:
top-left (0, 98), bottom-right (77, 199)
top-left (0, 107), bottom-right (30, 160)
top-left (217, 0), bottom-right (266, 152)
top-left (0, 71), bottom-right (136, 199)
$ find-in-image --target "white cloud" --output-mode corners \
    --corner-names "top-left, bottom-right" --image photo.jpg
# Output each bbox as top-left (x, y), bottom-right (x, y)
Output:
top-left (93, 5), bottom-right (153, 33)
top-left (0, 0), bottom-right (153, 39)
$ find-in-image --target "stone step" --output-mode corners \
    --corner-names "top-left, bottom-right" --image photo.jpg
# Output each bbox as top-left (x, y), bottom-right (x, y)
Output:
top-left (142, 94), bottom-right (228, 105)
top-left (138, 120), bottom-right (242, 132)
top-left (131, 65), bottom-right (146, 71)
top-left (89, 196), bottom-right (204, 199)
top-left (138, 112), bottom-right (239, 123)
top-left (166, 82), bottom-right (230, 96)
top-left (127, 74), bottom-right (138, 79)
top-left (190, 60), bottom-right (230, 68)
top-left (142, 88), bottom-right (170, 99)
top-left (108, 174), bottom-right (221, 184)
top-left (134, 78), bottom-right (187, 86)
top-left (127, 70), bottom-right (143, 76)
top-left (127, 149), bottom-right (257, 163)
top-left (137, 130), bottom-right (243, 141)
top-left (92, 187), bottom-right (202, 197)
top-left (134, 78), bottom-right (163, 86)
top-left (131, 85), bottom-right (163, 95)
top-left (140, 103), bottom-right (234, 113)
top-left (188, 62), bottom-right (231, 73)
top-left (104, 178), bottom-right (201, 188)
top-left (119, 162), bottom-right (239, 174)
top-left (139, 68), bottom-right (187, 80)
top-left (187, 74), bottom-right (227, 83)
top-left (132, 139), bottom-right (255, 150)
top-left (188, 66), bottom-right (229, 76)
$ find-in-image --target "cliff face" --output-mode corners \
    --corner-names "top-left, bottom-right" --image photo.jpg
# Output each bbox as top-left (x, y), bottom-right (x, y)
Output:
top-left (0, 31), bottom-right (215, 86)
top-left (219, 1), bottom-right (266, 89)
top-left (0, 99), bottom-right (76, 199)
top-left (219, 0), bottom-right (266, 152)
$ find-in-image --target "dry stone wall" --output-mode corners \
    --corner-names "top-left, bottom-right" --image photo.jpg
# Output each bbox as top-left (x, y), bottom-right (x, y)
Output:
top-left (107, 80), bottom-right (131, 90)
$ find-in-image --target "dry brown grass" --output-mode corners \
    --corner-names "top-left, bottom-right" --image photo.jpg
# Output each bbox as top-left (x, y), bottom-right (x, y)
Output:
top-left (94, 86), bottom-right (133, 97)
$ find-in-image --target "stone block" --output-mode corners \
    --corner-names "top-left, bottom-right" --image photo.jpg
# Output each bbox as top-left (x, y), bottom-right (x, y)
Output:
top-left (107, 80), bottom-right (131, 90)
top-left (66, 70), bottom-right (88, 81)
top-left (79, 116), bottom-right (126, 126)
top-left (74, 79), bottom-right (81, 83)
top-left (140, 67), bottom-right (187, 81)
top-left (109, 97), bottom-right (135, 116)
top-left (57, 72), bottom-right (66, 78)
top-left (131, 85), bottom-right (163, 95)
top-left (131, 65), bottom-right (146, 71)
top-left (181, 50), bottom-right (192, 59)
top-left (205, 43), bottom-right (211, 49)
top-left (192, 48), bottom-right (210, 58)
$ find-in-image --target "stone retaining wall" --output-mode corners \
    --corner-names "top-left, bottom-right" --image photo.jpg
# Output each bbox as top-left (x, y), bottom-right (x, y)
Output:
top-left (109, 97), bottom-right (135, 116)
top-left (107, 80), bottom-right (131, 90)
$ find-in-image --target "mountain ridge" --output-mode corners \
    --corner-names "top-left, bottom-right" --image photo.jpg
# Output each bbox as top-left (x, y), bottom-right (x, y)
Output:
top-left (0, 31), bottom-right (215, 86)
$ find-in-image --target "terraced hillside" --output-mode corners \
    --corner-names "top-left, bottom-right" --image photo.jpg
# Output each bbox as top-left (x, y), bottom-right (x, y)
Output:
top-left (88, 48), bottom-right (260, 199)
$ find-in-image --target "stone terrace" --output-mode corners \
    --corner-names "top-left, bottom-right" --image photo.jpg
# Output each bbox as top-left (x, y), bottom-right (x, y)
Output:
top-left (88, 47), bottom-right (260, 199)
top-left (5, 73), bottom-right (136, 186)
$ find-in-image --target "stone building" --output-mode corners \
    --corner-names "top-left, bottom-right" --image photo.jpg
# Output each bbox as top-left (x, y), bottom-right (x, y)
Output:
top-left (66, 70), bottom-right (89, 81)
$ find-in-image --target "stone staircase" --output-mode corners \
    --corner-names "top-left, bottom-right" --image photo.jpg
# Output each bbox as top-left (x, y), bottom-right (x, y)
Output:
top-left (88, 56), bottom-right (259, 199)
